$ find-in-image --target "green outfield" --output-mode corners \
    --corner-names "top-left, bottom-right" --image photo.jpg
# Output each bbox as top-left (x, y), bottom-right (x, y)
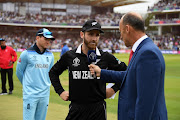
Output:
top-left (0, 52), bottom-right (180, 120)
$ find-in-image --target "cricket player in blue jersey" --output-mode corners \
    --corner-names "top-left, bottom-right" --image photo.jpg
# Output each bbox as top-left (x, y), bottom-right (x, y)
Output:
top-left (16, 28), bottom-right (55, 120)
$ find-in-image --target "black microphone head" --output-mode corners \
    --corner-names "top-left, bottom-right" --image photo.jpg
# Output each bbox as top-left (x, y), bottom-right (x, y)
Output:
top-left (87, 50), bottom-right (97, 64)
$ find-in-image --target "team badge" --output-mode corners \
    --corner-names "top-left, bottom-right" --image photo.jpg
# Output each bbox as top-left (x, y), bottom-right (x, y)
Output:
top-left (31, 56), bottom-right (37, 61)
top-left (72, 57), bottom-right (80, 67)
top-left (92, 22), bottom-right (97, 26)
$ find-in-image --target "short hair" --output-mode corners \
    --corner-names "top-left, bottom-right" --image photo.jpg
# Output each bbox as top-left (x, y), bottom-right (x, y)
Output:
top-left (122, 13), bottom-right (145, 32)
top-left (63, 43), bottom-right (67, 46)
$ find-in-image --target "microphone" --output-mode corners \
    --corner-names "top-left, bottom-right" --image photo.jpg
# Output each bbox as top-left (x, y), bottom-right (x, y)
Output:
top-left (87, 50), bottom-right (97, 78)
top-left (87, 50), bottom-right (97, 64)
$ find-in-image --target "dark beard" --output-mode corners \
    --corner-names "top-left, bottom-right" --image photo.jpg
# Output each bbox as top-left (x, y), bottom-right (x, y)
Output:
top-left (1, 46), bottom-right (6, 49)
top-left (83, 37), bottom-right (97, 50)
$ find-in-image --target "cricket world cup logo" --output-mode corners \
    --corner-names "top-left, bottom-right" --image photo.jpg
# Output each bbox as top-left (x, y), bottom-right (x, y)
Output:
top-left (88, 50), bottom-right (97, 64)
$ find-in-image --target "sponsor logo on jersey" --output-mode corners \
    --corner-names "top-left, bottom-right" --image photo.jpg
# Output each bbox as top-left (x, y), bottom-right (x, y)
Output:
top-left (18, 58), bottom-right (21, 62)
top-left (35, 64), bottom-right (48, 68)
top-left (72, 57), bottom-right (80, 67)
top-left (72, 71), bottom-right (95, 79)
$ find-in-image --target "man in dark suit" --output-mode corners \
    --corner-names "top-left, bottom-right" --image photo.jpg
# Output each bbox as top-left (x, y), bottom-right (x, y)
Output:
top-left (89, 12), bottom-right (167, 120)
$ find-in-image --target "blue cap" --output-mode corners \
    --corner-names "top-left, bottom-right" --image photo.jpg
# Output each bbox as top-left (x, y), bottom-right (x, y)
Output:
top-left (0, 38), bottom-right (5, 41)
top-left (36, 28), bottom-right (55, 40)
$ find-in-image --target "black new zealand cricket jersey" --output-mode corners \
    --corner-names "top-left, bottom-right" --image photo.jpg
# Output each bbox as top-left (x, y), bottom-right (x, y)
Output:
top-left (49, 44), bottom-right (127, 104)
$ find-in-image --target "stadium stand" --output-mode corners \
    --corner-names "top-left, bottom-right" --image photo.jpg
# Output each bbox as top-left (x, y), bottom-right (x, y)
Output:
top-left (0, 26), bottom-right (125, 51)
top-left (147, 0), bottom-right (180, 52)
top-left (0, 11), bottom-right (122, 26)
top-left (148, 0), bottom-right (180, 11)
top-left (0, 0), bottom-right (179, 53)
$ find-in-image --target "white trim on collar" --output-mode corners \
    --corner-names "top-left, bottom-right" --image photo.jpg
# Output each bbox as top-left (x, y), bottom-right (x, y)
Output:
top-left (132, 35), bottom-right (148, 52)
top-left (96, 47), bottom-right (101, 56)
top-left (75, 43), bottom-right (101, 56)
top-left (76, 43), bottom-right (83, 54)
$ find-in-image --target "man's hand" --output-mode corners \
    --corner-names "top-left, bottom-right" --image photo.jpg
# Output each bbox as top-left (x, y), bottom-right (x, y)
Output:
top-left (8, 61), bottom-right (13, 66)
top-left (106, 88), bottom-right (116, 98)
top-left (60, 91), bottom-right (69, 101)
top-left (88, 64), bottom-right (101, 77)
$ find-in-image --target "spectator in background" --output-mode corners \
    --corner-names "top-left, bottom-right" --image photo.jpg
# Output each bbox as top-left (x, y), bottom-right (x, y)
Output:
top-left (0, 38), bottom-right (17, 95)
top-left (60, 42), bottom-right (69, 57)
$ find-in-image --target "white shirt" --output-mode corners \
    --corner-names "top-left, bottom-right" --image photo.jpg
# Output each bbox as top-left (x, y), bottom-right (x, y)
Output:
top-left (132, 35), bottom-right (148, 52)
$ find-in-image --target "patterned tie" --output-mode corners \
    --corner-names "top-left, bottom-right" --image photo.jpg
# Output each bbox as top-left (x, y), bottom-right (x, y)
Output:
top-left (128, 50), bottom-right (134, 65)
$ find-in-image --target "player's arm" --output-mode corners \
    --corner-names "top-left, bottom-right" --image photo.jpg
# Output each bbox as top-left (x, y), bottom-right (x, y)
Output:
top-left (106, 52), bottom-right (127, 71)
top-left (106, 52), bottom-right (127, 96)
top-left (49, 53), bottom-right (69, 101)
top-left (11, 47), bottom-right (17, 63)
top-left (16, 51), bottom-right (27, 84)
top-left (8, 48), bottom-right (17, 66)
top-left (106, 82), bottom-right (121, 98)
top-left (106, 88), bottom-right (115, 98)
top-left (49, 53), bottom-right (54, 69)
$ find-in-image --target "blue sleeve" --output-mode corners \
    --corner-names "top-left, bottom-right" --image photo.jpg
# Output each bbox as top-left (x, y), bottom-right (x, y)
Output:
top-left (135, 50), bottom-right (162, 119)
top-left (16, 51), bottom-right (28, 84)
top-left (101, 69), bottom-right (126, 83)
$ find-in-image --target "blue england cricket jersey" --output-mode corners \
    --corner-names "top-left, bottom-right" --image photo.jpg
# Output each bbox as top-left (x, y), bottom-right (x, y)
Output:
top-left (16, 43), bottom-right (54, 99)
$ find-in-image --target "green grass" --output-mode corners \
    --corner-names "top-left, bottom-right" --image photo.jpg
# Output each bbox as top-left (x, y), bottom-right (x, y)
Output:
top-left (0, 52), bottom-right (180, 120)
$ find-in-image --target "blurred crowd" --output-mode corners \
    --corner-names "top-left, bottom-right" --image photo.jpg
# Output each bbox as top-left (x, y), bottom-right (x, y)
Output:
top-left (0, 11), bottom-right (122, 26)
top-left (0, 0), bottom-right (180, 52)
top-left (150, 18), bottom-right (180, 24)
top-left (150, 34), bottom-right (180, 51)
top-left (148, 0), bottom-right (180, 24)
top-left (0, 32), bottom-right (126, 51)
top-left (0, 32), bottom-right (179, 51)
top-left (148, 0), bottom-right (180, 11)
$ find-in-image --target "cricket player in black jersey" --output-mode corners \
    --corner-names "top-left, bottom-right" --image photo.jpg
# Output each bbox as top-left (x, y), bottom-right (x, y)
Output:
top-left (49, 19), bottom-right (127, 120)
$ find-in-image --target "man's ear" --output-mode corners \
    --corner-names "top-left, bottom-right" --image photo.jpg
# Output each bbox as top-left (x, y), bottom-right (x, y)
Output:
top-left (80, 31), bottom-right (84, 39)
top-left (125, 25), bottom-right (130, 33)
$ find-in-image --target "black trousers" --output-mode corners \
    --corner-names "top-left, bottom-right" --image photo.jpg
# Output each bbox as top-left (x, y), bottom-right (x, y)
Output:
top-left (1, 68), bottom-right (13, 93)
top-left (66, 101), bottom-right (107, 120)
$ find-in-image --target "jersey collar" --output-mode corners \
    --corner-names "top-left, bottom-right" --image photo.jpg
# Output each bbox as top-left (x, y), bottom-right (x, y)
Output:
top-left (33, 43), bottom-right (47, 54)
top-left (76, 43), bottom-right (101, 56)
top-left (132, 35), bottom-right (148, 52)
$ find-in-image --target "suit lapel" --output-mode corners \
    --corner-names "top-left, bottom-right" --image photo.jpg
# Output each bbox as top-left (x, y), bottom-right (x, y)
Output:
top-left (120, 38), bottom-right (152, 88)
